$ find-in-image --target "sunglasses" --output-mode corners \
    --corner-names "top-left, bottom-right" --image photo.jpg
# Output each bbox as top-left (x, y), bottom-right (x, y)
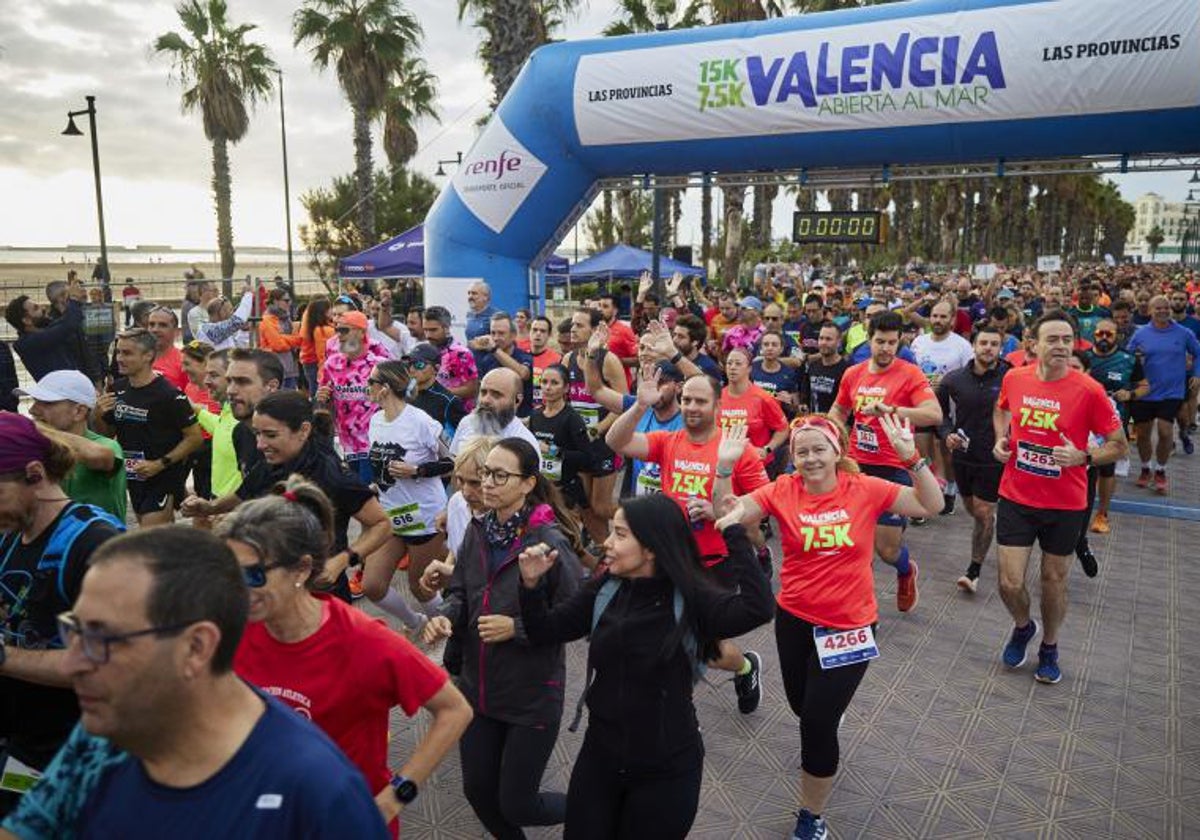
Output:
top-left (335, 326), bottom-right (352, 335)
top-left (1093, 330), bottom-right (1116, 338)
top-left (405, 359), bottom-right (431, 371)
top-left (241, 561), bottom-right (289, 588)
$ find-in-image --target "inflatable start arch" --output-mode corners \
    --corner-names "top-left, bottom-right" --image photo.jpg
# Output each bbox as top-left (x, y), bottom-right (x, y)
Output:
top-left (425, 0), bottom-right (1200, 315)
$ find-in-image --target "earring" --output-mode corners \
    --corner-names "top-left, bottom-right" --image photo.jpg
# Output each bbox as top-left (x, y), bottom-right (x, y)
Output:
top-left (295, 581), bottom-right (303, 589)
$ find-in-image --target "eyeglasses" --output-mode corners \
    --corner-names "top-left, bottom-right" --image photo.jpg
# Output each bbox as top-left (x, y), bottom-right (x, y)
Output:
top-left (335, 326), bottom-right (352, 335)
top-left (57, 611), bottom-right (193, 666)
top-left (479, 467), bottom-right (524, 485)
top-left (241, 561), bottom-right (289, 589)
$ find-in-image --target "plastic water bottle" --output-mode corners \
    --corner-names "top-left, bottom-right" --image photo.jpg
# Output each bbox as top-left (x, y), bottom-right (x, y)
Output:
top-left (686, 492), bottom-right (704, 531)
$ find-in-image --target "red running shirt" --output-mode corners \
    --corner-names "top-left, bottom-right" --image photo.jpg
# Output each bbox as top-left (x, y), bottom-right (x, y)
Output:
top-left (834, 359), bottom-right (935, 468)
top-left (751, 471), bottom-right (900, 629)
top-left (719, 385), bottom-right (788, 449)
top-left (997, 366), bottom-right (1121, 511)
top-left (234, 595), bottom-right (447, 798)
top-left (644, 429), bottom-right (769, 561)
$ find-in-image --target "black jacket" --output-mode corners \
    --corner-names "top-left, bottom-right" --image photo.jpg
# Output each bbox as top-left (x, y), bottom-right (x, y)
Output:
top-left (13, 300), bottom-right (90, 381)
top-left (936, 360), bottom-right (1010, 464)
top-left (443, 515), bottom-right (582, 727)
top-left (519, 524), bottom-right (773, 773)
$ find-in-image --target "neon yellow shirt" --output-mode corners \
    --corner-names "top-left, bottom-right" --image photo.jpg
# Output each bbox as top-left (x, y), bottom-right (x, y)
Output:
top-left (197, 403), bottom-right (242, 497)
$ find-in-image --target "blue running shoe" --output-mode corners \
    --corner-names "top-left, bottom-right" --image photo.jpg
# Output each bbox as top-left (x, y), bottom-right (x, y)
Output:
top-left (1035, 645), bottom-right (1062, 684)
top-left (793, 809), bottom-right (829, 840)
top-left (1182, 433), bottom-right (1195, 456)
top-left (1002, 620), bottom-right (1039, 668)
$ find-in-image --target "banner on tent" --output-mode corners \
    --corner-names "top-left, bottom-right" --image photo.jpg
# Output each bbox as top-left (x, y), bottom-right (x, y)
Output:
top-left (573, 0), bottom-right (1197, 146)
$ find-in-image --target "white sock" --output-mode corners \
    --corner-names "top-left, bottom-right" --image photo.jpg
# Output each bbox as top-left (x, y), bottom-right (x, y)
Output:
top-left (375, 589), bottom-right (426, 630)
top-left (418, 592), bottom-right (443, 618)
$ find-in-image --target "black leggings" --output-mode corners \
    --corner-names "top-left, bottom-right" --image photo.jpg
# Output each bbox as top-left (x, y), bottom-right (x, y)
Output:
top-left (459, 712), bottom-right (566, 839)
top-left (1075, 467), bottom-right (1099, 553)
top-left (564, 733), bottom-right (702, 840)
top-left (775, 606), bottom-right (870, 778)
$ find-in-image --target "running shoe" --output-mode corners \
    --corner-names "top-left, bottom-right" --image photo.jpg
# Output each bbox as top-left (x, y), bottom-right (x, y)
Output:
top-left (940, 494), bottom-right (956, 516)
top-left (1154, 470), bottom-right (1168, 495)
top-left (1135, 467), bottom-right (1152, 488)
top-left (1035, 645), bottom-right (1062, 684)
top-left (1076, 542), bottom-right (1098, 578)
top-left (896, 560), bottom-right (919, 612)
top-left (910, 517), bottom-right (928, 527)
top-left (1002, 619), bottom-right (1039, 668)
top-left (396, 553), bottom-right (411, 572)
top-left (734, 651), bottom-right (763, 714)
top-left (348, 567), bottom-right (365, 600)
top-left (956, 563), bottom-right (980, 594)
top-left (1182, 433), bottom-right (1195, 455)
top-left (1089, 513), bottom-right (1110, 534)
top-left (792, 809), bottom-right (829, 840)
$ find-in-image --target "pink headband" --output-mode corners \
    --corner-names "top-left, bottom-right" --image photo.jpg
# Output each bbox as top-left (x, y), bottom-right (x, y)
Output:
top-left (790, 419), bottom-right (842, 456)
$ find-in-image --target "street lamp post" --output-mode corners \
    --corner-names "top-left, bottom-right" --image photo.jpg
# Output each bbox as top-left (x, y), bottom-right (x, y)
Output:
top-left (435, 152), bottom-right (463, 178)
top-left (63, 95), bottom-right (110, 301)
top-left (276, 69), bottom-right (294, 282)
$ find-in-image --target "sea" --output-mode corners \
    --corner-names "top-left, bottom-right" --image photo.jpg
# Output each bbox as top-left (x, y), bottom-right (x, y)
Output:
top-left (0, 245), bottom-right (292, 265)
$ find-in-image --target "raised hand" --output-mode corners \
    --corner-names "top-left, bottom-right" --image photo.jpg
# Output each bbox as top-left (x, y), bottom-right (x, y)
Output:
top-left (587, 320), bottom-right (609, 355)
top-left (717, 422), bottom-right (749, 469)
top-left (637, 270), bottom-right (653, 298)
top-left (666, 272), bottom-right (684, 296)
top-left (635, 364), bottom-right (663, 408)
top-left (644, 319), bottom-right (676, 360)
top-left (879, 412), bottom-right (917, 462)
top-left (518, 541), bottom-right (558, 588)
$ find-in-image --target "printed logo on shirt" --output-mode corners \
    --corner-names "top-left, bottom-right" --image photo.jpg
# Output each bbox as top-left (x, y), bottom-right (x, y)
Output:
top-left (719, 408), bottom-right (748, 429)
top-left (261, 685), bottom-right (313, 719)
top-left (796, 508), bottom-right (854, 550)
top-left (113, 403), bottom-right (150, 422)
top-left (256, 794), bottom-right (284, 810)
top-left (1017, 395), bottom-right (1061, 431)
top-left (852, 385), bottom-right (887, 412)
top-left (669, 458), bottom-right (712, 497)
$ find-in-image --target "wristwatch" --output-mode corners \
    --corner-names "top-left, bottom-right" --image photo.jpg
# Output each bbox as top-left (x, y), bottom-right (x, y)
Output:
top-left (390, 775), bottom-right (418, 804)
top-left (669, 351), bottom-right (683, 364)
top-left (1085, 452), bottom-right (1093, 467)
top-left (346, 549), bottom-right (361, 568)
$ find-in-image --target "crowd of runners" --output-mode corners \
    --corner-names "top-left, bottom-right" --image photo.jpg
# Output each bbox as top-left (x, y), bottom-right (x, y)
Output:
top-left (0, 260), bottom-right (1197, 839)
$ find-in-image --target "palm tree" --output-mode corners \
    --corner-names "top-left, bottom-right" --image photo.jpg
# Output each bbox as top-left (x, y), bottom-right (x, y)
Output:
top-left (458, 1), bottom-right (583, 107)
top-left (154, 0), bottom-right (275, 280)
top-left (1146, 225), bottom-right (1164, 261)
top-left (382, 57), bottom-right (439, 169)
top-left (294, 0), bottom-right (425, 247)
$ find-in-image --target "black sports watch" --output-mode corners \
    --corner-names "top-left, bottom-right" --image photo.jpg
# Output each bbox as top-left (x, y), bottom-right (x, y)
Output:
top-left (390, 775), bottom-right (418, 804)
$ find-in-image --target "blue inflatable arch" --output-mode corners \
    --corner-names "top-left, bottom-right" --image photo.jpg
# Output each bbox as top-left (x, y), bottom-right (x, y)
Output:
top-left (425, 0), bottom-right (1200, 316)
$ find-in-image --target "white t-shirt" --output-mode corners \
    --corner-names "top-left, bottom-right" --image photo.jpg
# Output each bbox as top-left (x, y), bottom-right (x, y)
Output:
top-left (911, 332), bottom-right (974, 388)
top-left (449, 412), bottom-right (539, 456)
top-left (369, 322), bottom-right (415, 359)
top-left (368, 405), bottom-right (448, 537)
top-left (446, 491), bottom-right (474, 558)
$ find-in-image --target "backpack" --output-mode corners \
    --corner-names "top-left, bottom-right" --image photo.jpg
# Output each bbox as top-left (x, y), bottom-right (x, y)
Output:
top-left (9, 503), bottom-right (125, 603)
top-left (567, 576), bottom-right (705, 732)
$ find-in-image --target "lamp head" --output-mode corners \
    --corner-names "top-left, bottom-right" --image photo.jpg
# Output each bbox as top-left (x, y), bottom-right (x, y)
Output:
top-left (1190, 168), bottom-right (1200, 185)
top-left (435, 163), bottom-right (446, 177)
top-left (62, 115), bottom-right (83, 136)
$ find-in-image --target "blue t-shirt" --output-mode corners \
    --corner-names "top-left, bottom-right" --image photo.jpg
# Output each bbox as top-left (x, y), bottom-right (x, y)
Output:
top-left (60, 692), bottom-right (389, 840)
top-left (849, 343), bottom-right (917, 365)
top-left (691, 351), bottom-right (723, 382)
top-left (621, 394), bottom-right (683, 495)
top-left (1127, 321), bottom-right (1200, 400)
top-left (465, 305), bottom-right (498, 343)
top-left (1176, 315), bottom-right (1200, 340)
top-left (750, 361), bottom-right (801, 399)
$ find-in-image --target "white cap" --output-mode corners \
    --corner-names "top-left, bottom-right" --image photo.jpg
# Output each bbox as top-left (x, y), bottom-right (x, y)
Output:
top-left (16, 370), bottom-right (97, 408)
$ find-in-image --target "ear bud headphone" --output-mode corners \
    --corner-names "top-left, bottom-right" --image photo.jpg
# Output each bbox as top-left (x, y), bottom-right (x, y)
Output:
top-left (25, 474), bottom-right (38, 485)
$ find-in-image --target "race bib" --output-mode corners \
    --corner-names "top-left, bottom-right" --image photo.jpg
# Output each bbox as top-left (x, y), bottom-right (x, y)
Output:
top-left (0, 754), bottom-right (42, 795)
top-left (814, 625), bottom-right (880, 670)
top-left (635, 464), bottom-right (662, 496)
top-left (386, 502), bottom-right (426, 536)
top-left (124, 451), bottom-right (145, 481)
top-left (574, 404), bottom-right (600, 429)
top-left (854, 423), bottom-right (879, 453)
top-left (1015, 440), bottom-right (1061, 478)
top-left (540, 455), bottom-right (563, 482)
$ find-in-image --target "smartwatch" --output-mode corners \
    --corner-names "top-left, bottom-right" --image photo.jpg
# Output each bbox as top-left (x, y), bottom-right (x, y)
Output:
top-left (346, 549), bottom-right (362, 567)
top-left (390, 775), bottom-right (418, 804)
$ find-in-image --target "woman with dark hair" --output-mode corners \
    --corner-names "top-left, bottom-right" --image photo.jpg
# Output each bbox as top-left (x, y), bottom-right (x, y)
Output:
top-left (364, 360), bottom-right (453, 629)
top-left (715, 413), bottom-right (941, 840)
top-left (720, 345), bottom-right (789, 463)
top-left (528, 363), bottom-right (592, 510)
top-left (300, 296), bottom-right (335, 395)
top-left (422, 437), bottom-right (584, 840)
top-left (514, 308), bottom-right (532, 351)
top-left (516, 491), bottom-right (774, 839)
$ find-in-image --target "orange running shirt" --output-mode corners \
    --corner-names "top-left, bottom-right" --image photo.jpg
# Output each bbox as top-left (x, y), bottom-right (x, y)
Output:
top-left (833, 359), bottom-right (935, 468)
top-left (751, 471), bottom-right (900, 629)
top-left (718, 385), bottom-right (788, 449)
top-left (644, 429), bottom-right (769, 560)
top-left (997, 366), bottom-right (1121, 510)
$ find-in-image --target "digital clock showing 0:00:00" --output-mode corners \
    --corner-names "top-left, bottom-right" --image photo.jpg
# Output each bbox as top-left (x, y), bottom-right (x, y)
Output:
top-left (792, 211), bottom-right (888, 245)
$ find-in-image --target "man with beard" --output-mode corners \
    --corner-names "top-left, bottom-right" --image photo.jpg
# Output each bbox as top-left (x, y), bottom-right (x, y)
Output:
top-left (147, 306), bottom-right (188, 391)
top-left (801, 323), bottom-right (850, 414)
top-left (422, 306), bottom-right (479, 408)
top-left (830, 311), bottom-right (942, 613)
top-left (937, 324), bottom-right (1009, 593)
top-left (0, 414), bottom-right (123, 816)
top-left (5, 293), bottom-right (87, 381)
top-left (1067, 281), bottom-right (1111, 343)
top-left (93, 328), bottom-right (203, 527)
top-left (190, 349), bottom-right (245, 499)
top-left (526, 316), bottom-right (561, 411)
top-left (992, 311), bottom-right (1127, 684)
top-left (448, 368), bottom-right (538, 456)
top-left (45, 281), bottom-right (103, 384)
top-left (258, 288), bottom-right (303, 390)
top-left (1169, 288), bottom-right (1200, 449)
top-left (670, 314), bottom-right (723, 380)
top-left (317, 311), bottom-right (388, 483)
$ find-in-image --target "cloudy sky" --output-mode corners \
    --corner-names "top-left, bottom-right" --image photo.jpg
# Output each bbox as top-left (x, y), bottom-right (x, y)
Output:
top-left (0, 0), bottom-right (1185, 255)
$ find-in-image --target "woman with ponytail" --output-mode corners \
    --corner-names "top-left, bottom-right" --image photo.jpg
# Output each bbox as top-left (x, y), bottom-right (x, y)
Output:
top-left (221, 476), bottom-right (472, 836)
top-left (422, 437), bottom-right (584, 840)
top-left (364, 360), bottom-right (453, 630)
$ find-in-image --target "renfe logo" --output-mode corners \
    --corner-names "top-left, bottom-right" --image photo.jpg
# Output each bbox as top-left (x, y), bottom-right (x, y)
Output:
top-left (464, 150), bottom-right (523, 180)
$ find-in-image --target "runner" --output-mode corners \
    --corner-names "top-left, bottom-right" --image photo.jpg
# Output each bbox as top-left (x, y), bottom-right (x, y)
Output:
top-left (715, 413), bottom-right (941, 840)
top-left (517, 493), bottom-right (773, 838)
top-left (405, 342), bottom-right (467, 441)
top-left (317, 311), bottom-right (388, 483)
top-left (721, 346), bottom-right (789, 478)
top-left (146, 306), bottom-right (188, 391)
top-left (992, 310), bottom-right (1127, 684)
top-left (365, 360), bottom-right (453, 630)
top-left (471, 312), bottom-right (534, 417)
top-left (751, 330), bottom-right (802, 420)
top-left (527, 315), bottom-right (562, 411)
top-left (529, 364), bottom-right (593, 511)
top-left (606, 369), bottom-right (769, 715)
top-left (936, 324), bottom-right (1009, 593)
top-left (671, 314), bottom-right (723, 380)
top-left (829, 310), bottom-right (942, 612)
top-left (801, 324), bottom-right (850, 415)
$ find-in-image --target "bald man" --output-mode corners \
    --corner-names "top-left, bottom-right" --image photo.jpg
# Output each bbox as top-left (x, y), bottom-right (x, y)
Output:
top-left (449, 368), bottom-right (539, 455)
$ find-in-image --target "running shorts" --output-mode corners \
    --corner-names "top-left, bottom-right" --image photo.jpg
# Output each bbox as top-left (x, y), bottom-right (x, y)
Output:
top-left (952, 460), bottom-right (1003, 504)
top-left (1130, 399), bottom-right (1182, 424)
top-left (996, 497), bottom-right (1088, 556)
top-left (860, 463), bottom-right (912, 527)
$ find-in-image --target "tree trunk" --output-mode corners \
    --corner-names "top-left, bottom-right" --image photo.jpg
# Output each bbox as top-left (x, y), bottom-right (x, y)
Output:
top-left (618, 188), bottom-right (636, 243)
top-left (211, 134), bottom-right (235, 279)
top-left (721, 182), bottom-right (745, 285)
top-left (352, 102), bottom-right (375, 247)
top-left (701, 180), bottom-right (713, 271)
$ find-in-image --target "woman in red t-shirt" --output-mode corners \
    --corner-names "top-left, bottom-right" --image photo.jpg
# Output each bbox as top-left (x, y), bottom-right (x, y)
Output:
top-left (719, 346), bottom-right (789, 462)
top-left (218, 477), bottom-right (473, 835)
top-left (716, 415), bottom-right (941, 840)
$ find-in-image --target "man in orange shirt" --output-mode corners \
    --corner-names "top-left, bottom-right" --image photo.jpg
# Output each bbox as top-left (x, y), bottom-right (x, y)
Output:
top-left (992, 310), bottom-right (1126, 684)
top-left (148, 306), bottom-right (188, 391)
top-left (598, 292), bottom-right (638, 388)
top-left (527, 315), bottom-right (561, 411)
top-left (258, 287), bottom-right (303, 389)
top-left (830, 310), bottom-right (942, 614)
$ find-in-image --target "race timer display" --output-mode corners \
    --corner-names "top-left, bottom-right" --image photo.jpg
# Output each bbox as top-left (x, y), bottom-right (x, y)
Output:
top-left (792, 211), bottom-right (888, 245)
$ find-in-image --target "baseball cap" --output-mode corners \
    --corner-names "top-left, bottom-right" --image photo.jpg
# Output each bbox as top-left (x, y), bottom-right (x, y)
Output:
top-left (654, 360), bottom-right (685, 382)
top-left (997, 288), bottom-right (1016, 300)
top-left (810, 280), bottom-right (826, 291)
top-left (405, 342), bottom-right (442, 367)
top-left (0, 413), bottom-right (52, 474)
top-left (16, 369), bottom-right (97, 408)
top-left (738, 296), bottom-right (764, 311)
top-left (337, 311), bottom-right (369, 331)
